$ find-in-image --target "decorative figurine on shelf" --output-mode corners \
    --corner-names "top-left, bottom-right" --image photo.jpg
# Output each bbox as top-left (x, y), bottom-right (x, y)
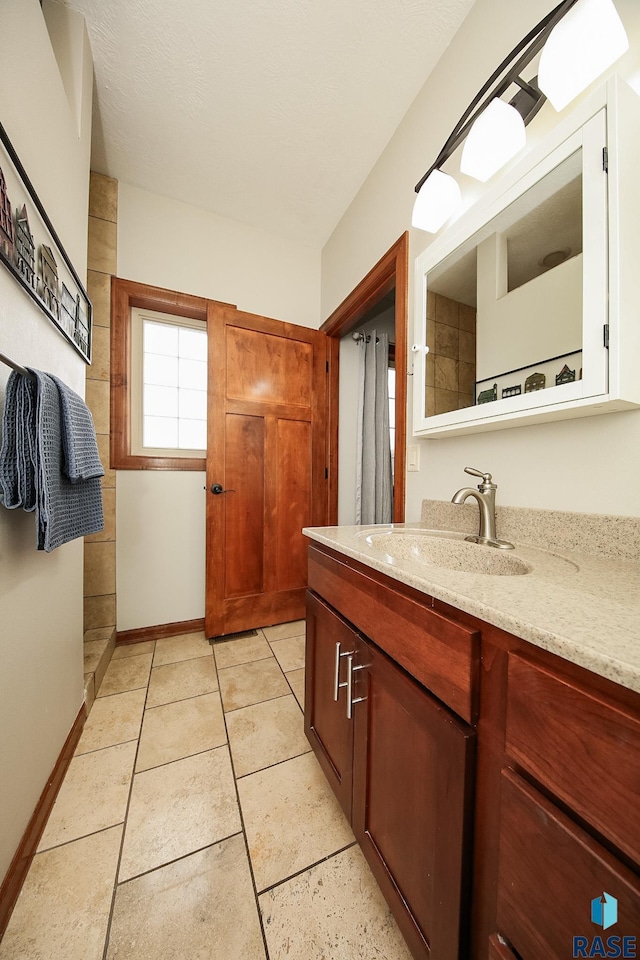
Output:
top-left (14, 204), bottom-right (36, 290)
top-left (525, 372), bottom-right (546, 393)
top-left (39, 244), bottom-right (60, 318)
top-left (556, 363), bottom-right (576, 385)
top-left (60, 283), bottom-right (76, 337)
top-left (502, 384), bottom-right (522, 398)
top-left (477, 383), bottom-right (498, 404)
top-left (0, 166), bottom-right (14, 262)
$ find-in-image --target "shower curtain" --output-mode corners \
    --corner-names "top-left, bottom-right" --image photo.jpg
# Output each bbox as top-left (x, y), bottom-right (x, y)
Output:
top-left (355, 330), bottom-right (393, 524)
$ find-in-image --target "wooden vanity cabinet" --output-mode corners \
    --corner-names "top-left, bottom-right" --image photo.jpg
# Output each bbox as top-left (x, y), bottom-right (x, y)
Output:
top-left (305, 542), bottom-right (640, 960)
top-left (305, 546), bottom-right (478, 960)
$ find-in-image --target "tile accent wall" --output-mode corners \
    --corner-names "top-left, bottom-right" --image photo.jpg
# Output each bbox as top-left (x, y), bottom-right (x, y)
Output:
top-left (425, 290), bottom-right (476, 417)
top-left (84, 173), bottom-right (117, 640)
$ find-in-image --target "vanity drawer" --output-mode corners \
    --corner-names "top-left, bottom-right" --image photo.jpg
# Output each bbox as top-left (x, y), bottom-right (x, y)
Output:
top-left (307, 545), bottom-right (479, 723)
top-left (497, 769), bottom-right (640, 960)
top-left (505, 654), bottom-right (640, 864)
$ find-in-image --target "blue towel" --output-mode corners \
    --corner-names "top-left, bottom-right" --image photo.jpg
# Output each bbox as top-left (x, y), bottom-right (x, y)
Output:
top-left (0, 369), bottom-right (104, 551)
top-left (49, 374), bottom-right (104, 482)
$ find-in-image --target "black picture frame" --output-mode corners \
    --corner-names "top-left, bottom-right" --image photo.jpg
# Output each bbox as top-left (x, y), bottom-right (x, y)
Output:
top-left (0, 120), bottom-right (92, 364)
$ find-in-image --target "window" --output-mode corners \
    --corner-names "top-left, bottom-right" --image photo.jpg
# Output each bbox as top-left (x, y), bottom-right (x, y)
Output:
top-left (130, 308), bottom-right (207, 457)
top-left (111, 277), bottom-right (215, 471)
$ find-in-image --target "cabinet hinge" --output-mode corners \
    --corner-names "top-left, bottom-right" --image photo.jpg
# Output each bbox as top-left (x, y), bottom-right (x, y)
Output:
top-left (604, 323), bottom-right (610, 348)
top-left (603, 147), bottom-right (609, 173)
top-left (325, 466), bottom-right (329, 479)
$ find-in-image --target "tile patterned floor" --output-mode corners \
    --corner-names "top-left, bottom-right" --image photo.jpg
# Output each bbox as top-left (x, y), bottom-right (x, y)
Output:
top-left (0, 623), bottom-right (413, 960)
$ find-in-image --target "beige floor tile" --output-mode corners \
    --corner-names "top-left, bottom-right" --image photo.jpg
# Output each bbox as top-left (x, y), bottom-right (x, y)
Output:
top-left (0, 826), bottom-right (122, 960)
top-left (218, 657), bottom-right (290, 712)
top-left (153, 631), bottom-right (211, 666)
top-left (286, 668), bottom-right (305, 709)
top-left (136, 692), bottom-right (227, 772)
top-left (112, 640), bottom-right (156, 660)
top-left (270, 635), bottom-right (305, 673)
top-left (262, 619), bottom-right (306, 642)
top-left (259, 845), bottom-right (413, 960)
top-left (77, 688), bottom-right (146, 755)
top-left (227, 694), bottom-right (310, 778)
top-left (98, 653), bottom-right (153, 697)
top-left (238, 751), bottom-right (354, 891)
top-left (119, 746), bottom-right (241, 881)
top-left (106, 835), bottom-right (266, 960)
top-left (38, 741), bottom-right (136, 851)
top-left (146, 655), bottom-right (218, 708)
top-left (213, 633), bottom-right (272, 670)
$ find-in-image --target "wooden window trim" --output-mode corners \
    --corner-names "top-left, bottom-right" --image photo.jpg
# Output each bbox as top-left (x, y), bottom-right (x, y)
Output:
top-left (110, 277), bottom-right (234, 471)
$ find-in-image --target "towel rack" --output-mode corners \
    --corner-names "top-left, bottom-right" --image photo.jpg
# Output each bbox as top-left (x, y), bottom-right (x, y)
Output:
top-left (0, 352), bottom-right (36, 380)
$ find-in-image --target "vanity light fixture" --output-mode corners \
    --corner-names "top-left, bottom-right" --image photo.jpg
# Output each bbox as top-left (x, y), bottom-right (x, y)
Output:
top-left (538, 0), bottom-right (629, 110)
top-left (411, 169), bottom-right (461, 233)
top-left (412, 0), bottom-right (628, 233)
top-left (460, 99), bottom-right (527, 182)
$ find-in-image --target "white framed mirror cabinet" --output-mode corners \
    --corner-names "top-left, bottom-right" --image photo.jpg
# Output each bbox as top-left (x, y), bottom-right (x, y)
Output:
top-left (412, 76), bottom-right (640, 438)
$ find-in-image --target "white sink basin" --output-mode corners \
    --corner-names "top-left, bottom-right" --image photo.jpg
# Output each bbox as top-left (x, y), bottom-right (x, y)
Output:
top-left (363, 529), bottom-right (531, 576)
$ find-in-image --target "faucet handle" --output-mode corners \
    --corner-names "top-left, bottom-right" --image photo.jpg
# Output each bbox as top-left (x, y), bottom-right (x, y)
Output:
top-left (464, 466), bottom-right (494, 485)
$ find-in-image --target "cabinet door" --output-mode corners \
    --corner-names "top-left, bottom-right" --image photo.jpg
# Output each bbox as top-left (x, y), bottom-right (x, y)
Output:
top-left (304, 591), bottom-right (356, 819)
top-left (352, 638), bottom-right (475, 960)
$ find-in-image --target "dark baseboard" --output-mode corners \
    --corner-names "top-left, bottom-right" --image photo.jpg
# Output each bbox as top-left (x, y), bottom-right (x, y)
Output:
top-left (0, 703), bottom-right (86, 939)
top-left (116, 617), bottom-right (206, 645)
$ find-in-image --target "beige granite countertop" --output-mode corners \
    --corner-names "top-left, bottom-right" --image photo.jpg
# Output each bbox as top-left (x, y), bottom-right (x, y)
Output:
top-left (303, 520), bottom-right (640, 696)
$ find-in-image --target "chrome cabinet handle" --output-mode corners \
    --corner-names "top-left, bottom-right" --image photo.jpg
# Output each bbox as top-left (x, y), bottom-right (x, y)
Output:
top-left (345, 654), bottom-right (367, 720)
top-left (333, 642), bottom-right (354, 701)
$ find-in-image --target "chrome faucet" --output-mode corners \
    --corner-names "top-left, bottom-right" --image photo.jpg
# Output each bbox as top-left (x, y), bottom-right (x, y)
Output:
top-left (451, 467), bottom-right (514, 550)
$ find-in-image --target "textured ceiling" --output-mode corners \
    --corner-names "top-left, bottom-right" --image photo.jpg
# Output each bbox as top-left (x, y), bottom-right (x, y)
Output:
top-left (54, 0), bottom-right (476, 245)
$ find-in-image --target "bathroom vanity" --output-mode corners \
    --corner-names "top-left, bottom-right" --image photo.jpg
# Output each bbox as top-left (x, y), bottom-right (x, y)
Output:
top-left (303, 519), bottom-right (640, 960)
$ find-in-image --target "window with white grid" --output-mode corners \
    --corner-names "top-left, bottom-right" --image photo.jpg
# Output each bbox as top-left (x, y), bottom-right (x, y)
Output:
top-left (130, 307), bottom-right (207, 457)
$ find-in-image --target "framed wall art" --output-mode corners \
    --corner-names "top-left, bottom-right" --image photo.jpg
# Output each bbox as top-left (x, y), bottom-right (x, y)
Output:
top-left (0, 120), bottom-right (92, 363)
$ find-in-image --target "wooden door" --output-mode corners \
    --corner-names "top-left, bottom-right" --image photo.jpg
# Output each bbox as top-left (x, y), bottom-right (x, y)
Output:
top-left (304, 591), bottom-right (357, 819)
top-left (205, 304), bottom-right (328, 637)
top-left (352, 637), bottom-right (475, 960)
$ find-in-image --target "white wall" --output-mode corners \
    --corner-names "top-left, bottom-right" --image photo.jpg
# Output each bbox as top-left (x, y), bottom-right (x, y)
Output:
top-left (0, 0), bottom-right (92, 880)
top-left (116, 184), bottom-right (322, 631)
top-left (321, 0), bottom-right (640, 521)
top-left (118, 183), bottom-right (321, 328)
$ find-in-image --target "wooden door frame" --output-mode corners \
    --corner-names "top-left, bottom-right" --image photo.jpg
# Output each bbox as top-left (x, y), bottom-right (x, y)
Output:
top-left (321, 232), bottom-right (409, 523)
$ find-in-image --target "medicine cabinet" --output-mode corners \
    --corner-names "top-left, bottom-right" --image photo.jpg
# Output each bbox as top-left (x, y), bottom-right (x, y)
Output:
top-left (412, 77), bottom-right (640, 438)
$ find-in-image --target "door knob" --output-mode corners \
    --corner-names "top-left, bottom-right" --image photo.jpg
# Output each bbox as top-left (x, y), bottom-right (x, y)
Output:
top-left (210, 483), bottom-right (234, 494)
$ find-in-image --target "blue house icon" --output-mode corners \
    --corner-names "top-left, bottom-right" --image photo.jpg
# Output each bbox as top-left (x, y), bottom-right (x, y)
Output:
top-left (591, 893), bottom-right (618, 930)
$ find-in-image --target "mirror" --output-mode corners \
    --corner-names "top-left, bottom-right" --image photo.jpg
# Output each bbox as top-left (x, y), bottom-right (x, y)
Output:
top-left (424, 149), bottom-right (584, 417)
